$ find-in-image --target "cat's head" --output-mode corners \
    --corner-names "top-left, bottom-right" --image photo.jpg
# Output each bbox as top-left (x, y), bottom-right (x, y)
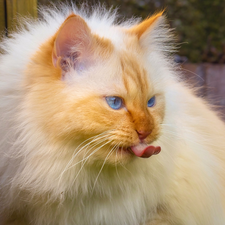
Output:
top-left (24, 11), bottom-right (171, 165)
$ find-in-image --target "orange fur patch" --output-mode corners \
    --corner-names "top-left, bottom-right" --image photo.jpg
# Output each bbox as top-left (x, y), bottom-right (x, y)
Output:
top-left (92, 34), bottom-right (114, 58)
top-left (118, 49), bottom-right (165, 146)
top-left (128, 11), bottom-right (164, 38)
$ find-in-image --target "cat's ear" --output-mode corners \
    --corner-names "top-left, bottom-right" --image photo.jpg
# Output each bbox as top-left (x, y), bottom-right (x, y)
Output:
top-left (52, 14), bottom-right (92, 72)
top-left (127, 11), bottom-right (174, 53)
top-left (128, 11), bottom-right (164, 39)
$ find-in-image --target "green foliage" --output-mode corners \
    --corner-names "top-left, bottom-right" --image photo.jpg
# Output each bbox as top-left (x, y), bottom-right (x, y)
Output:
top-left (38, 0), bottom-right (225, 63)
top-left (166, 0), bottom-right (225, 63)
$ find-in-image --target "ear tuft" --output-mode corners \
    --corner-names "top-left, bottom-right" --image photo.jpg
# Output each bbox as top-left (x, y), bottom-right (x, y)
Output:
top-left (127, 10), bottom-right (165, 39)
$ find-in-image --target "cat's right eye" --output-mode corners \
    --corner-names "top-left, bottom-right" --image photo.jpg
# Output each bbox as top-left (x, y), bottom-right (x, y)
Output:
top-left (147, 96), bottom-right (156, 107)
top-left (105, 96), bottom-right (123, 110)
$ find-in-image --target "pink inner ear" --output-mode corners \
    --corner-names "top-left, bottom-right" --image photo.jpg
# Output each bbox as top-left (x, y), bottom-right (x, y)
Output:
top-left (52, 15), bottom-right (92, 70)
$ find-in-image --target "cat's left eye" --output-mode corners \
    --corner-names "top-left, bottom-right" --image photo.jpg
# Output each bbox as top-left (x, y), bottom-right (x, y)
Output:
top-left (105, 96), bottom-right (123, 110)
top-left (147, 96), bottom-right (156, 107)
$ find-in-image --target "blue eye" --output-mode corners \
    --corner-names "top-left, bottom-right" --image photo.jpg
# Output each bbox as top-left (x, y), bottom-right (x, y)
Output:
top-left (105, 96), bottom-right (123, 110)
top-left (147, 96), bottom-right (155, 107)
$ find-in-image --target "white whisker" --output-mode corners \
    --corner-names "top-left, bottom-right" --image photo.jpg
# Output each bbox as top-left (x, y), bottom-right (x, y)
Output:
top-left (115, 142), bottom-right (123, 183)
top-left (71, 139), bottom-right (114, 186)
top-left (57, 131), bottom-right (114, 186)
top-left (91, 146), bottom-right (115, 194)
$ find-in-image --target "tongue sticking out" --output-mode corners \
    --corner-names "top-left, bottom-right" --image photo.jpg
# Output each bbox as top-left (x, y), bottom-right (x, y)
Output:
top-left (130, 143), bottom-right (161, 158)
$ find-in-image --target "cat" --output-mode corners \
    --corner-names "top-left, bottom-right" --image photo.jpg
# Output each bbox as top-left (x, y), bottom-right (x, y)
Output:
top-left (0, 3), bottom-right (225, 225)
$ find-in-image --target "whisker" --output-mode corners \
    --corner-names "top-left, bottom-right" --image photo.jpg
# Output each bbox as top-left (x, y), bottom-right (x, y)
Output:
top-left (70, 132), bottom-right (113, 164)
top-left (115, 142), bottom-right (124, 183)
top-left (77, 134), bottom-right (116, 173)
top-left (68, 138), bottom-right (111, 170)
top-left (80, 134), bottom-right (114, 162)
top-left (181, 68), bottom-right (204, 82)
top-left (91, 146), bottom-right (115, 194)
top-left (57, 132), bottom-right (114, 186)
top-left (117, 151), bottom-right (135, 180)
top-left (71, 139), bottom-right (113, 186)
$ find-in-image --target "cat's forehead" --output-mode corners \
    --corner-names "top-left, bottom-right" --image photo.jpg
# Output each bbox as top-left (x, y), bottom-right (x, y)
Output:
top-left (64, 28), bottom-right (153, 98)
top-left (93, 48), bottom-right (151, 100)
top-left (119, 51), bottom-right (149, 97)
top-left (99, 32), bottom-right (151, 94)
top-left (90, 23), bottom-right (141, 52)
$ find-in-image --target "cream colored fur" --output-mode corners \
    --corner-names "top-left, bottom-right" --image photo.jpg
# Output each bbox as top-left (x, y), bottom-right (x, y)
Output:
top-left (0, 4), bottom-right (225, 225)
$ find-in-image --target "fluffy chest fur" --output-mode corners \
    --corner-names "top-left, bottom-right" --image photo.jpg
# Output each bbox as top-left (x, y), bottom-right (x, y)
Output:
top-left (0, 3), bottom-right (225, 225)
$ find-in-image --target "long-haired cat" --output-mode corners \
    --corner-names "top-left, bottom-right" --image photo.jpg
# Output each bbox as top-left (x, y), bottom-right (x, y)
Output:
top-left (0, 3), bottom-right (225, 225)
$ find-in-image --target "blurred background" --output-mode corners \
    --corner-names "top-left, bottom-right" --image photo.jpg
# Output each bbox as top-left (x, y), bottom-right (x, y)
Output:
top-left (0, 0), bottom-right (225, 117)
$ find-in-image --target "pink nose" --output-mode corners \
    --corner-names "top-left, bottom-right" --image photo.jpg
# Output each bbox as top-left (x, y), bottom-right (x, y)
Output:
top-left (136, 130), bottom-right (151, 140)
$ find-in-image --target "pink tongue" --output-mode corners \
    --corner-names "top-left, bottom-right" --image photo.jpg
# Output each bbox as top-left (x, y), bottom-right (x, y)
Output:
top-left (130, 143), bottom-right (161, 158)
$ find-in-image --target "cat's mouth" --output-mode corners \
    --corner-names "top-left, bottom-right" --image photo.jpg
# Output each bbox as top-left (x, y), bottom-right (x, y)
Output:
top-left (120, 143), bottom-right (161, 158)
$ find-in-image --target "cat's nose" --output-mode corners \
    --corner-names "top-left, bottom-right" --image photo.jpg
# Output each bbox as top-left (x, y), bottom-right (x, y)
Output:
top-left (136, 130), bottom-right (151, 140)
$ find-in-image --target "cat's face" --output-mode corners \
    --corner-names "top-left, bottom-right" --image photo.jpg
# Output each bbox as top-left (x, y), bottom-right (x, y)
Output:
top-left (25, 13), bottom-right (165, 165)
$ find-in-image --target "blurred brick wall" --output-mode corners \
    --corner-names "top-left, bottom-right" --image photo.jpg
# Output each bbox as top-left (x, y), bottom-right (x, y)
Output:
top-left (182, 63), bottom-right (225, 120)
